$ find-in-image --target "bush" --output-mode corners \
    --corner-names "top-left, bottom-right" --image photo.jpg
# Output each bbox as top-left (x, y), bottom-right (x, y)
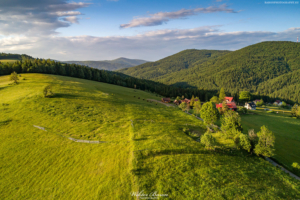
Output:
top-left (292, 162), bottom-right (300, 173)
top-left (200, 132), bottom-right (216, 150)
top-left (43, 85), bottom-right (54, 98)
top-left (238, 107), bottom-right (248, 114)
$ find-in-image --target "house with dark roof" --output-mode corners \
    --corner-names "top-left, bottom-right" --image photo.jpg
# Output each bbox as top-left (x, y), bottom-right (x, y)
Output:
top-left (245, 102), bottom-right (256, 110)
top-left (273, 100), bottom-right (281, 106)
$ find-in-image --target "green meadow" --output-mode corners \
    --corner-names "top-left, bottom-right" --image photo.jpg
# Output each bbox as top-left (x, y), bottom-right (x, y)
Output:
top-left (240, 106), bottom-right (300, 175)
top-left (0, 74), bottom-right (299, 199)
top-left (0, 59), bottom-right (19, 63)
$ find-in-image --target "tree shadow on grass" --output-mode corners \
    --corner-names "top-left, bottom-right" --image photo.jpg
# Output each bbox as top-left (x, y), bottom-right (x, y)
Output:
top-left (51, 93), bottom-right (81, 99)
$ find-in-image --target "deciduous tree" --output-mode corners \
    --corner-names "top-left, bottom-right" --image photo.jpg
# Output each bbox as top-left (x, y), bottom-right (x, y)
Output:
top-left (200, 102), bottom-right (219, 125)
top-left (10, 71), bottom-right (19, 84)
top-left (254, 126), bottom-right (275, 157)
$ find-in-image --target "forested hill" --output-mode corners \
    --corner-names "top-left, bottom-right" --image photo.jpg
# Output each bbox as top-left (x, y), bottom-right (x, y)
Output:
top-left (63, 57), bottom-right (148, 71)
top-left (0, 53), bottom-right (33, 60)
top-left (119, 42), bottom-right (300, 103)
top-left (118, 49), bottom-right (230, 80)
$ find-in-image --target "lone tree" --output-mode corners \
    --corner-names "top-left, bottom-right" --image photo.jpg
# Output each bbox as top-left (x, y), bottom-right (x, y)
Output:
top-left (254, 126), bottom-right (275, 157)
top-left (10, 72), bottom-right (19, 84)
top-left (43, 85), bottom-right (54, 98)
top-left (200, 102), bottom-right (219, 125)
top-left (221, 110), bottom-right (243, 138)
top-left (219, 87), bottom-right (226, 102)
top-left (239, 91), bottom-right (251, 103)
top-left (201, 131), bottom-right (217, 150)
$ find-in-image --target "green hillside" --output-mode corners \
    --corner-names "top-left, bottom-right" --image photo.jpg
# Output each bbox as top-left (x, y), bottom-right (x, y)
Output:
top-left (63, 57), bottom-right (148, 71)
top-left (0, 74), bottom-right (299, 199)
top-left (118, 49), bottom-right (230, 80)
top-left (119, 42), bottom-right (300, 103)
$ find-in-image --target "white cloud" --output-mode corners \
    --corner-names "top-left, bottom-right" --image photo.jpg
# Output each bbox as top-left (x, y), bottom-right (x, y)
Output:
top-left (0, 0), bottom-right (90, 36)
top-left (120, 4), bottom-right (238, 28)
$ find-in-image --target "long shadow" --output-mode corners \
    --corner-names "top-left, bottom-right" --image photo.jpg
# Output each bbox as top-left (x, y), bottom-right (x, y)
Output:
top-left (51, 93), bottom-right (81, 99)
top-left (134, 148), bottom-right (242, 159)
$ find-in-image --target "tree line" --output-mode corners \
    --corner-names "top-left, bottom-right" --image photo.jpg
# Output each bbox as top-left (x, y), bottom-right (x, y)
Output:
top-left (0, 58), bottom-right (216, 100)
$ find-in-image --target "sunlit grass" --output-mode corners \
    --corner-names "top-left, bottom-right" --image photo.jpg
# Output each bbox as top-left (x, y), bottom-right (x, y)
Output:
top-left (0, 74), bottom-right (299, 199)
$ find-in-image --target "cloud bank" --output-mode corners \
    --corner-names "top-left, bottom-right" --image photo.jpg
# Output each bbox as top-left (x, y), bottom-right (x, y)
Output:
top-left (120, 4), bottom-right (238, 28)
top-left (1, 26), bottom-right (299, 61)
top-left (0, 0), bottom-right (90, 36)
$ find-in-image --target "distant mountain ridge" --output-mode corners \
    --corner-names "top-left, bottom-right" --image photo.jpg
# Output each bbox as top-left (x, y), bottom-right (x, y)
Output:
top-left (63, 57), bottom-right (149, 71)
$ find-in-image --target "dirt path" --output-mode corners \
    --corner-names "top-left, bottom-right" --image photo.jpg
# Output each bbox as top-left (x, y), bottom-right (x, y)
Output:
top-left (265, 157), bottom-right (300, 181)
top-left (147, 99), bottom-right (175, 107)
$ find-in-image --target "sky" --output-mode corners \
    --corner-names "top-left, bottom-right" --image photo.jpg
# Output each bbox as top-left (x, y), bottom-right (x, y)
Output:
top-left (0, 0), bottom-right (299, 61)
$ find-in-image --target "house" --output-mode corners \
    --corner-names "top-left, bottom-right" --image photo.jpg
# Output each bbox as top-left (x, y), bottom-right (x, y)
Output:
top-left (224, 97), bottom-right (234, 103)
top-left (245, 102), bottom-right (256, 110)
top-left (273, 100), bottom-right (281, 106)
top-left (181, 98), bottom-right (191, 104)
top-left (173, 99), bottom-right (181, 105)
top-left (162, 98), bottom-right (171, 103)
top-left (216, 102), bottom-right (238, 111)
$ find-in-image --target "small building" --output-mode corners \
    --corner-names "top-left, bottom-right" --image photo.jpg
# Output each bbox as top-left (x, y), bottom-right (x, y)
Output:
top-left (273, 100), bottom-right (281, 105)
top-left (162, 98), bottom-right (171, 103)
top-left (216, 102), bottom-right (238, 111)
top-left (245, 102), bottom-right (256, 110)
top-left (174, 99), bottom-right (181, 105)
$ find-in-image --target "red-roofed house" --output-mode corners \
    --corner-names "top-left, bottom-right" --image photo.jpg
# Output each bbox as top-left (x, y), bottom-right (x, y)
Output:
top-left (216, 102), bottom-right (237, 111)
top-left (224, 97), bottom-right (234, 103)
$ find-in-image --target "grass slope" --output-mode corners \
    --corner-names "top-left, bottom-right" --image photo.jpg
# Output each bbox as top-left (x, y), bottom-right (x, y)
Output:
top-left (0, 74), bottom-right (299, 199)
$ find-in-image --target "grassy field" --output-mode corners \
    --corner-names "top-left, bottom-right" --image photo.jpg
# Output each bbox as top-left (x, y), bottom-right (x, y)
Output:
top-left (0, 59), bottom-right (19, 63)
top-left (240, 106), bottom-right (300, 174)
top-left (0, 74), bottom-right (300, 199)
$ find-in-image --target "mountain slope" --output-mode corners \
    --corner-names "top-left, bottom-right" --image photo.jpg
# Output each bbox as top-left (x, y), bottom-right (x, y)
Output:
top-left (120, 42), bottom-right (300, 103)
top-left (118, 49), bottom-right (230, 80)
top-left (63, 57), bottom-right (148, 71)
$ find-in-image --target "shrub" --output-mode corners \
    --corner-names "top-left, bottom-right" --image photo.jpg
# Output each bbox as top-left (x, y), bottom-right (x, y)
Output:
top-left (239, 133), bottom-right (251, 152)
top-left (292, 162), bottom-right (300, 172)
top-left (200, 132), bottom-right (216, 150)
top-left (43, 85), bottom-right (54, 98)
top-left (238, 107), bottom-right (248, 114)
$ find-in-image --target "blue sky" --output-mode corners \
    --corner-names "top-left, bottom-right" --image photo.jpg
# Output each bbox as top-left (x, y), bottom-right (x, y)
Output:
top-left (0, 0), bottom-right (299, 61)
